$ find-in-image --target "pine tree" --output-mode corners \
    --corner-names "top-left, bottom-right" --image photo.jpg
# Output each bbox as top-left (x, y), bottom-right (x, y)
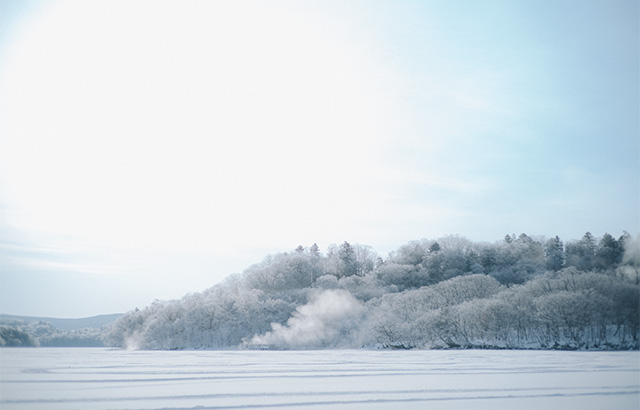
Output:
top-left (545, 236), bottom-right (564, 271)
top-left (338, 241), bottom-right (358, 277)
top-left (595, 233), bottom-right (623, 270)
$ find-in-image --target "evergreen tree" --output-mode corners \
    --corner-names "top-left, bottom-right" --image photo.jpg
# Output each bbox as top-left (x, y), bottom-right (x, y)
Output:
top-left (566, 232), bottom-right (597, 271)
top-left (594, 233), bottom-right (623, 270)
top-left (544, 236), bottom-right (564, 271)
top-left (338, 241), bottom-right (358, 277)
top-left (480, 247), bottom-right (498, 274)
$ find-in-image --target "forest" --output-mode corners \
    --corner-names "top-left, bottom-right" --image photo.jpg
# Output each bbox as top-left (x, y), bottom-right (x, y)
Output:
top-left (0, 319), bottom-right (105, 347)
top-left (103, 232), bottom-right (639, 350)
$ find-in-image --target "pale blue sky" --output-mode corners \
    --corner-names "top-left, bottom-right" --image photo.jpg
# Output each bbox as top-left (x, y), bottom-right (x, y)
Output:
top-left (1, 0), bottom-right (638, 317)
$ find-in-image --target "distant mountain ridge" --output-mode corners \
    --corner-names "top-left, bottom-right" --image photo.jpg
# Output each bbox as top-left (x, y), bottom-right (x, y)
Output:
top-left (0, 313), bottom-right (122, 331)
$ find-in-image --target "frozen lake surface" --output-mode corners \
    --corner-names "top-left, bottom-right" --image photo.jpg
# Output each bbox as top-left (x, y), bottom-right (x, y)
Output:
top-left (1, 348), bottom-right (638, 410)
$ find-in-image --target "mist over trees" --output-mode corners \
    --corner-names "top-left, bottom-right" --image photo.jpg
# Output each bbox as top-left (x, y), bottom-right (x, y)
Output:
top-left (104, 233), bottom-right (639, 351)
top-left (0, 319), bottom-right (106, 347)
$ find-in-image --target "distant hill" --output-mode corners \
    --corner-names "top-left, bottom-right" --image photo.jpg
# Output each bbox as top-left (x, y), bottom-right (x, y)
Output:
top-left (0, 314), bottom-right (122, 331)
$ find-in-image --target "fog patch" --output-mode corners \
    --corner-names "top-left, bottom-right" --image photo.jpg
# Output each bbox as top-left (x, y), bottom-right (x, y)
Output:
top-left (250, 289), bottom-right (364, 349)
top-left (124, 330), bottom-right (144, 351)
top-left (620, 233), bottom-right (640, 282)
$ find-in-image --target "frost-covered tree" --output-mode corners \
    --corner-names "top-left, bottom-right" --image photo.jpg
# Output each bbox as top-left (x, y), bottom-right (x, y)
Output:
top-left (545, 236), bottom-right (565, 271)
top-left (309, 243), bottom-right (320, 256)
top-left (566, 232), bottom-right (597, 271)
top-left (0, 326), bottom-right (38, 347)
top-left (338, 241), bottom-right (358, 277)
top-left (102, 232), bottom-right (638, 351)
top-left (595, 233), bottom-right (623, 270)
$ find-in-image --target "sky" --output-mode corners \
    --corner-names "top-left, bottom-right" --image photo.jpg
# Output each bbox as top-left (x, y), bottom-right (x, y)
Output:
top-left (0, 0), bottom-right (638, 318)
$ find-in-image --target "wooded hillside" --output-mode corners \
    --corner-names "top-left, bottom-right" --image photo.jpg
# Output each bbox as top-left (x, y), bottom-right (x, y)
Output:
top-left (104, 232), bottom-right (639, 350)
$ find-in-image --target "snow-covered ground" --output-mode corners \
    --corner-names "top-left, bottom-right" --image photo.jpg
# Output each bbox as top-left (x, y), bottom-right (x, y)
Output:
top-left (0, 348), bottom-right (638, 410)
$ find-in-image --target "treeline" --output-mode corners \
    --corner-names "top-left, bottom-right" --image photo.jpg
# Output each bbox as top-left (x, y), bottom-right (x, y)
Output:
top-left (104, 232), bottom-right (639, 350)
top-left (0, 326), bottom-right (38, 347)
top-left (0, 319), bottom-right (105, 347)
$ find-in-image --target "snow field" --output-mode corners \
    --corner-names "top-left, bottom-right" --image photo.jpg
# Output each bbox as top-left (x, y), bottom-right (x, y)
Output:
top-left (0, 348), bottom-right (638, 410)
